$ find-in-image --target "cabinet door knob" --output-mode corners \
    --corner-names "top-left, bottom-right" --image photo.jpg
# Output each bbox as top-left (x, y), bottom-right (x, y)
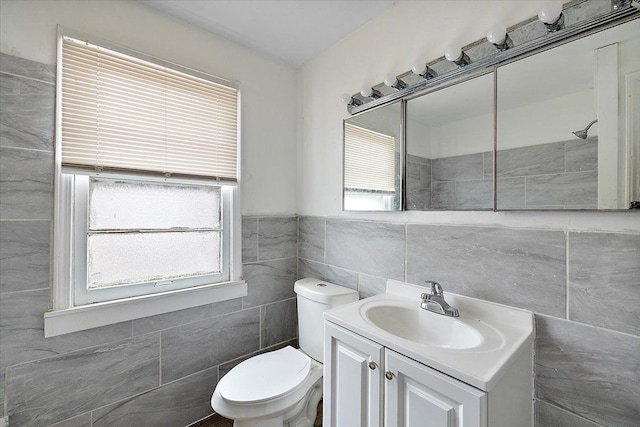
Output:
top-left (385, 371), bottom-right (394, 380)
top-left (368, 361), bottom-right (377, 370)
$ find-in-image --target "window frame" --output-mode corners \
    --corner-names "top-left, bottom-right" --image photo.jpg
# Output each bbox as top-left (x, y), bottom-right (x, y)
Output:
top-left (46, 27), bottom-right (245, 337)
top-left (72, 173), bottom-right (231, 305)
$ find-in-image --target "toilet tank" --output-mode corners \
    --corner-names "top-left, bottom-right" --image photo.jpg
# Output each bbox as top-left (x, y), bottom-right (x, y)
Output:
top-left (294, 278), bottom-right (358, 363)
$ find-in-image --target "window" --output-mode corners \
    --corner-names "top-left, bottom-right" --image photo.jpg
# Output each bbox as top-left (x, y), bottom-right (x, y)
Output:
top-left (343, 122), bottom-right (397, 210)
top-left (46, 29), bottom-right (245, 337)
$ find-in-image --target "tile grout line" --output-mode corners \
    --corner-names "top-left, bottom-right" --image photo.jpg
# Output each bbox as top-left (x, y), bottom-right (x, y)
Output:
top-left (565, 231), bottom-right (570, 321)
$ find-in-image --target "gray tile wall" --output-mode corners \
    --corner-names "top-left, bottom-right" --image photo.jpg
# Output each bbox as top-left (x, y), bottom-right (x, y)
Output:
top-left (406, 138), bottom-right (598, 210)
top-left (298, 216), bottom-right (640, 427)
top-left (0, 53), bottom-right (299, 427)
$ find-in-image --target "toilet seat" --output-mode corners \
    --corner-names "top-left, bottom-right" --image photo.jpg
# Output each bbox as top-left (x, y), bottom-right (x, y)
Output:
top-left (217, 346), bottom-right (311, 404)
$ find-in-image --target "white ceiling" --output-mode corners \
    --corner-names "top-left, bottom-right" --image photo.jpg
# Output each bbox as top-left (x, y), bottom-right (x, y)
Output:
top-left (139, 0), bottom-right (396, 68)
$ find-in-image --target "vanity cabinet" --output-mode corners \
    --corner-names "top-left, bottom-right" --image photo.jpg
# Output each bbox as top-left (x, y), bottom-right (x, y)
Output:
top-left (324, 322), bottom-right (486, 427)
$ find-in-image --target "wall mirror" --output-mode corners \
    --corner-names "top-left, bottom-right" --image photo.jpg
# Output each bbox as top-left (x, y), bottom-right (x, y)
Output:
top-left (405, 73), bottom-right (494, 210)
top-left (343, 102), bottom-right (402, 211)
top-left (496, 19), bottom-right (640, 210)
top-left (342, 9), bottom-right (639, 212)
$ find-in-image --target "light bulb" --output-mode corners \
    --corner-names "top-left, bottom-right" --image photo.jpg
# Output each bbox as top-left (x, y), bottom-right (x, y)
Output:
top-left (384, 73), bottom-right (398, 87)
top-left (487, 24), bottom-right (507, 45)
top-left (341, 93), bottom-right (352, 105)
top-left (445, 46), bottom-right (462, 62)
top-left (411, 62), bottom-right (426, 75)
top-left (538, 2), bottom-right (563, 24)
top-left (360, 85), bottom-right (373, 98)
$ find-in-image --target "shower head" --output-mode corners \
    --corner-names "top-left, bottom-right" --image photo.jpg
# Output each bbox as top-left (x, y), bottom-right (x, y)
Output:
top-left (572, 119), bottom-right (598, 140)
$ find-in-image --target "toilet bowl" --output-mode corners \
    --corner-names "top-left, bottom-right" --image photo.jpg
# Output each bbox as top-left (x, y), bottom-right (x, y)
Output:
top-left (211, 346), bottom-right (323, 427)
top-left (211, 278), bottom-right (358, 427)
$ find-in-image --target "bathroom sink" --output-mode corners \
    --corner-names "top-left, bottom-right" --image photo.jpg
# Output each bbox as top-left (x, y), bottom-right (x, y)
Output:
top-left (361, 300), bottom-right (485, 349)
top-left (324, 280), bottom-right (534, 391)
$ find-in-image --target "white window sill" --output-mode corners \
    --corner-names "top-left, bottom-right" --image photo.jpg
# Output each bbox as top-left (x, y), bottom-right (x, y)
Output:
top-left (44, 280), bottom-right (247, 337)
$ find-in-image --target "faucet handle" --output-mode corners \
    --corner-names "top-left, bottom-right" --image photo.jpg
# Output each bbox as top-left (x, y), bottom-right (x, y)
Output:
top-left (425, 281), bottom-right (443, 297)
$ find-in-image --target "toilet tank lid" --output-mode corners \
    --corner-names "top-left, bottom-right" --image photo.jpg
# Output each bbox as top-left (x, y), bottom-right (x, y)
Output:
top-left (294, 278), bottom-right (358, 303)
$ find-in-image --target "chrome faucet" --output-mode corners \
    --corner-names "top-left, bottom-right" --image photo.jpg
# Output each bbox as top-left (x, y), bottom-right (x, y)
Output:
top-left (420, 281), bottom-right (459, 317)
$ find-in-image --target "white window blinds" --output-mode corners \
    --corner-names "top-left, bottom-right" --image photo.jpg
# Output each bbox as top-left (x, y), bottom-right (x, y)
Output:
top-left (344, 122), bottom-right (396, 192)
top-left (60, 36), bottom-right (238, 181)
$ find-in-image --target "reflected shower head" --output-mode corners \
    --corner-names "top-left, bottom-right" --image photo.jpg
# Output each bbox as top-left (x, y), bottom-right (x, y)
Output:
top-left (573, 119), bottom-right (598, 139)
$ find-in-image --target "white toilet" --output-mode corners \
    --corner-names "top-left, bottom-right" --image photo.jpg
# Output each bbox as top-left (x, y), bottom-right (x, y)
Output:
top-left (211, 278), bottom-right (358, 427)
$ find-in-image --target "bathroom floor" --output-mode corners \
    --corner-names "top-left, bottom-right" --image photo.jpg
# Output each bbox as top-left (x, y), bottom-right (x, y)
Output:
top-left (193, 401), bottom-right (323, 427)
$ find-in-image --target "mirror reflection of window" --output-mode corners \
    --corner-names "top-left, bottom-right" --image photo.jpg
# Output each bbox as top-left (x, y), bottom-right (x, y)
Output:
top-left (343, 103), bottom-right (402, 211)
top-left (344, 123), bottom-right (397, 210)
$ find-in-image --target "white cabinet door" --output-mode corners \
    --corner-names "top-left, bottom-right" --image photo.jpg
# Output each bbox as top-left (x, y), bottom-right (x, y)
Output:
top-left (324, 322), bottom-right (384, 427)
top-left (384, 349), bottom-right (487, 427)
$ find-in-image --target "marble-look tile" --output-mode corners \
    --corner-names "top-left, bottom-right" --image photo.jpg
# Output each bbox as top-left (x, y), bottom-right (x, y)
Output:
top-left (298, 258), bottom-right (358, 290)
top-left (92, 366), bottom-right (217, 427)
top-left (432, 153), bottom-right (484, 182)
top-left (526, 171), bottom-right (597, 207)
top-left (261, 298), bottom-right (297, 348)
top-left (242, 216), bottom-right (258, 263)
top-left (358, 274), bottom-right (387, 299)
top-left (496, 142), bottom-right (565, 178)
top-left (49, 412), bottom-right (92, 427)
top-left (218, 339), bottom-right (298, 379)
top-left (535, 315), bottom-right (640, 426)
top-left (6, 334), bottom-right (160, 427)
top-left (0, 146), bottom-right (53, 219)
top-left (132, 298), bottom-right (242, 335)
top-left (0, 220), bottom-right (50, 292)
top-left (568, 232), bottom-right (640, 336)
top-left (535, 400), bottom-right (602, 427)
top-left (298, 216), bottom-right (325, 262)
top-left (0, 53), bottom-right (55, 84)
top-left (161, 308), bottom-right (260, 383)
top-left (430, 181), bottom-right (456, 210)
top-left (258, 217), bottom-right (297, 260)
top-left (0, 73), bottom-right (55, 151)
top-left (455, 179), bottom-right (493, 209)
top-left (1, 368), bottom-right (4, 419)
top-left (0, 289), bottom-right (133, 369)
top-left (406, 187), bottom-right (431, 211)
top-left (496, 177), bottom-right (526, 210)
top-left (407, 225), bottom-right (566, 316)
top-left (407, 154), bottom-right (430, 166)
top-left (242, 258), bottom-right (297, 308)
top-left (482, 151), bottom-right (493, 179)
top-left (325, 220), bottom-right (405, 281)
top-left (565, 137), bottom-right (597, 173)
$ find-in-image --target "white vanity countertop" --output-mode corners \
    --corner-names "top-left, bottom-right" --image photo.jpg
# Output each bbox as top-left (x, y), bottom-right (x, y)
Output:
top-left (324, 280), bottom-right (534, 392)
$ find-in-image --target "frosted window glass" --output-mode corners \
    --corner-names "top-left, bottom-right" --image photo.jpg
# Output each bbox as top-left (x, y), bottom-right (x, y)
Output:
top-left (88, 231), bottom-right (220, 288)
top-left (89, 179), bottom-right (220, 230)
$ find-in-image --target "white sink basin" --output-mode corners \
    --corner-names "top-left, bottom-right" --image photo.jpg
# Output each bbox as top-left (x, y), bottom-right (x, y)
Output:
top-left (324, 280), bottom-right (534, 391)
top-left (361, 299), bottom-right (486, 349)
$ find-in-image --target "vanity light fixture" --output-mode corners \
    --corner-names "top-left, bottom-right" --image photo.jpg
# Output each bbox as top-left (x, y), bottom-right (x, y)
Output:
top-left (411, 62), bottom-right (437, 80)
top-left (341, 93), bottom-right (363, 107)
top-left (360, 85), bottom-right (383, 99)
top-left (487, 24), bottom-right (514, 51)
top-left (445, 46), bottom-right (470, 67)
top-left (538, 1), bottom-right (565, 32)
top-left (384, 73), bottom-right (408, 90)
